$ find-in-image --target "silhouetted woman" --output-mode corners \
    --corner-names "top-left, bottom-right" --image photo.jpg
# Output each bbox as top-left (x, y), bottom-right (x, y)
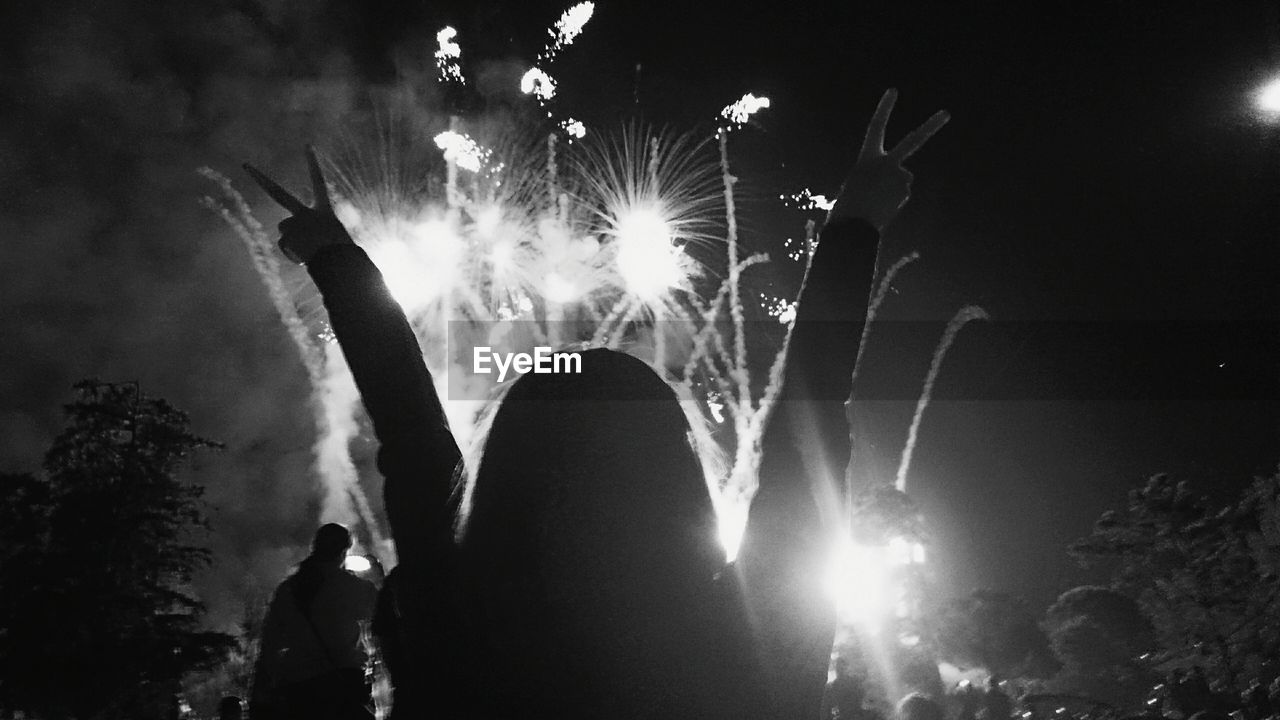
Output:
top-left (247, 89), bottom-right (947, 719)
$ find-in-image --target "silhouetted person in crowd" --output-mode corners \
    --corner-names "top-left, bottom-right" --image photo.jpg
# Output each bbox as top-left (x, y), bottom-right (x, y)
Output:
top-left (218, 696), bottom-right (244, 720)
top-left (978, 676), bottom-right (1013, 720)
top-left (369, 566), bottom-right (422, 719)
top-left (245, 89), bottom-right (948, 718)
top-left (953, 680), bottom-right (981, 720)
top-left (822, 658), bottom-right (867, 720)
top-left (251, 523), bottom-right (377, 720)
top-left (899, 693), bottom-right (946, 720)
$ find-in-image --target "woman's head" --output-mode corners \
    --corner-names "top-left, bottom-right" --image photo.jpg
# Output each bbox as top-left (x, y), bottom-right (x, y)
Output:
top-left (462, 348), bottom-right (729, 708)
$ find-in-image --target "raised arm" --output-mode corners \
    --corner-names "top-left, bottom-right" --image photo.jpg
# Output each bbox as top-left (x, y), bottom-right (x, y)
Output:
top-left (737, 90), bottom-right (948, 718)
top-left (245, 149), bottom-right (461, 569)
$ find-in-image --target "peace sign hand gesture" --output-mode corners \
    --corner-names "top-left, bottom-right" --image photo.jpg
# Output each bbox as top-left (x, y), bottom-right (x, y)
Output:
top-left (243, 146), bottom-right (354, 264)
top-left (828, 89), bottom-right (950, 231)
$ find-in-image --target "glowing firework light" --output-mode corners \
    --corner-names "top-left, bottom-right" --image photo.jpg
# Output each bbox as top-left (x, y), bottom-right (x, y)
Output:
top-left (721, 93), bottom-right (772, 129)
top-left (433, 130), bottom-right (492, 173)
top-left (434, 26), bottom-right (464, 85)
top-left (200, 167), bottom-right (393, 564)
top-left (781, 188), bottom-right (835, 212)
top-left (215, 3), bottom-right (972, 578)
top-left (520, 68), bottom-right (557, 103)
top-left (539, 2), bottom-right (596, 64)
top-left (894, 305), bottom-right (988, 492)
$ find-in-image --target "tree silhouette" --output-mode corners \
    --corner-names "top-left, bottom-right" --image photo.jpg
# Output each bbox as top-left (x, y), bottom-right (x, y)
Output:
top-left (1043, 585), bottom-right (1157, 706)
top-left (1070, 472), bottom-right (1280, 690)
top-left (0, 381), bottom-right (234, 719)
top-left (929, 589), bottom-right (1058, 680)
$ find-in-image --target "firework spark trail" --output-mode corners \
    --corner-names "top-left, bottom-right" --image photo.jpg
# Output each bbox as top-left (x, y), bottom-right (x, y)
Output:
top-left (715, 127), bottom-right (761, 520)
top-left (843, 250), bottom-right (920, 504)
top-left (894, 305), bottom-right (988, 492)
top-left (316, 343), bottom-right (362, 526)
top-left (199, 168), bottom-right (324, 384)
top-left (201, 168), bottom-right (391, 563)
top-left (853, 251), bottom-right (920, 389)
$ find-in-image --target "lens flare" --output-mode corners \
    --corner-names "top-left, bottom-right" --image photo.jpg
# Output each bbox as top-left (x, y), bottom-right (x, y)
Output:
top-left (825, 536), bottom-right (892, 630)
top-left (1256, 77), bottom-right (1280, 116)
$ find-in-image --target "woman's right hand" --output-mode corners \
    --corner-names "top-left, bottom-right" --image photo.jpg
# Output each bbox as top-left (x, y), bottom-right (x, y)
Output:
top-left (827, 89), bottom-right (950, 231)
top-left (244, 146), bottom-right (354, 264)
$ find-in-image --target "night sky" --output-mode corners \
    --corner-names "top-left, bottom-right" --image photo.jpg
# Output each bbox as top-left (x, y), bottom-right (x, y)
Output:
top-left (2, 0), bottom-right (1277, 624)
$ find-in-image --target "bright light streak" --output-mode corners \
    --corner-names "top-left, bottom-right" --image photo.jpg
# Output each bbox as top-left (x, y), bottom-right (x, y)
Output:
top-left (1257, 77), bottom-right (1280, 116)
top-left (433, 131), bottom-right (490, 173)
top-left (613, 207), bottom-right (684, 301)
top-left (343, 554), bottom-right (372, 573)
top-left (715, 497), bottom-right (749, 562)
top-left (521, 68), bottom-right (557, 102)
top-left (721, 93), bottom-right (771, 126)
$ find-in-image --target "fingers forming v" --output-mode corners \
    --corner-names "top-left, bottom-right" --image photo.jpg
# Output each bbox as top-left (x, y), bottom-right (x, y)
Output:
top-left (305, 145), bottom-right (331, 211)
top-left (888, 110), bottom-right (951, 162)
top-left (860, 88), bottom-right (899, 160)
top-left (243, 163), bottom-right (308, 215)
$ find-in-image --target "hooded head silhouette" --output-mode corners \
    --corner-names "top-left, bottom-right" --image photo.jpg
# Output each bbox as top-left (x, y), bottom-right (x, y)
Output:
top-left (461, 348), bottom-right (753, 716)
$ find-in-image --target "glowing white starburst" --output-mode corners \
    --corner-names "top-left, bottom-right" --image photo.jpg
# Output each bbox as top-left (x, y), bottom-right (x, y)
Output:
top-left (612, 207), bottom-right (687, 301)
top-left (433, 130), bottom-right (491, 173)
top-left (521, 68), bottom-right (557, 102)
top-left (357, 212), bottom-right (467, 312)
top-left (721, 93), bottom-right (771, 127)
top-left (435, 26), bottom-right (464, 84)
